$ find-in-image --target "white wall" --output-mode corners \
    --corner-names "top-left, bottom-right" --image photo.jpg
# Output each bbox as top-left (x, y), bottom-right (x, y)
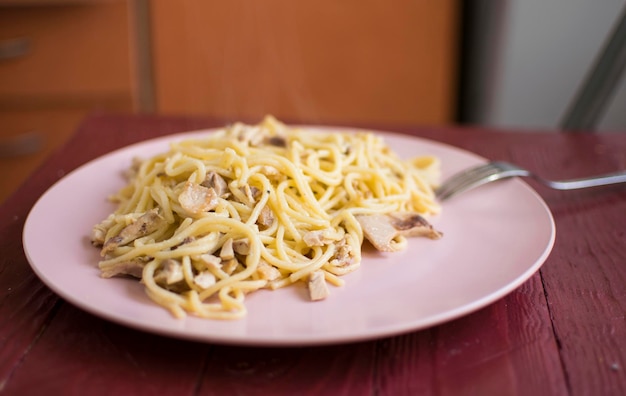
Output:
top-left (467, 0), bottom-right (626, 132)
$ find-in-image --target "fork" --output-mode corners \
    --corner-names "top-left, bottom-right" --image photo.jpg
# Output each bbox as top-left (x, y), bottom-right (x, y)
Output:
top-left (436, 161), bottom-right (626, 201)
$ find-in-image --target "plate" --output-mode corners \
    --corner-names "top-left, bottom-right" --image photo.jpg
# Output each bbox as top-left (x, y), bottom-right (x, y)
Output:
top-left (23, 127), bottom-right (555, 346)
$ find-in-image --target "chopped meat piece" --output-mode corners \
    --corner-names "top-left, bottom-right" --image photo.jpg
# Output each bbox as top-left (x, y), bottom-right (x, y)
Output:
top-left (220, 238), bottom-right (235, 260)
top-left (91, 214), bottom-right (115, 247)
top-left (201, 171), bottom-right (229, 197)
top-left (355, 213), bottom-right (442, 252)
top-left (388, 213), bottom-right (441, 238)
top-left (232, 238), bottom-right (250, 255)
top-left (179, 181), bottom-right (219, 215)
top-left (101, 209), bottom-right (163, 255)
top-left (329, 237), bottom-right (356, 270)
top-left (239, 184), bottom-right (261, 205)
top-left (198, 253), bottom-right (222, 271)
top-left (222, 260), bottom-right (238, 275)
top-left (154, 259), bottom-right (184, 285)
top-left (256, 206), bottom-right (274, 230)
top-left (303, 230), bottom-right (335, 247)
top-left (259, 165), bottom-right (281, 179)
top-left (194, 271), bottom-right (217, 289)
top-left (266, 135), bottom-right (287, 147)
top-left (256, 260), bottom-right (281, 281)
top-left (308, 270), bottom-right (330, 301)
top-left (100, 257), bottom-right (147, 278)
top-left (220, 238), bottom-right (238, 274)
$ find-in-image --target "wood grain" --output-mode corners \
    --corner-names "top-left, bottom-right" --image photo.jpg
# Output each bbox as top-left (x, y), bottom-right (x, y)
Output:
top-left (3, 306), bottom-right (208, 395)
top-left (522, 139), bottom-right (626, 396)
top-left (371, 278), bottom-right (567, 396)
top-left (0, 114), bottom-right (214, 394)
top-left (437, 130), bottom-right (626, 396)
top-left (197, 343), bottom-right (376, 395)
top-left (1, 114), bottom-right (625, 395)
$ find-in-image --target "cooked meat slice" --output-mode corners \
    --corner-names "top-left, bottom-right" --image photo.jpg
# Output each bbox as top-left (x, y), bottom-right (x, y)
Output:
top-left (355, 213), bottom-right (442, 252)
top-left (256, 260), bottom-right (281, 281)
top-left (201, 171), bottom-right (229, 197)
top-left (194, 271), bottom-right (217, 289)
top-left (308, 270), bottom-right (330, 301)
top-left (198, 253), bottom-right (222, 271)
top-left (100, 257), bottom-right (146, 278)
top-left (154, 259), bottom-right (184, 285)
top-left (259, 165), bottom-right (281, 179)
top-left (232, 238), bottom-right (250, 255)
top-left (101, 209), bottom-right (163, 255)
top-left (265, 135), bottom-right (287, 147)
top-left (388, 213), bottom-right (442, 239)
top-left (239, 184), bottom-right (261, 206)
top-left (179, 181), bottom-right (219, 215)
top-left (303, 231), bottom-right (325, 247)
top-left (222, 259), bottom-right (238, 275)
top-left (328, 237), bottom-right (357, 273)
top-left (91, 214), bottom-right (115, 247)
top-left (256, 206), bottom-right (274, 230)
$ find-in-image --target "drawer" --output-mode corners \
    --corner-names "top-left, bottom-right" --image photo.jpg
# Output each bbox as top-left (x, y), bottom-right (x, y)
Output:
top-left (0, 108), bottom-right (86, 202)
top-left (0, 1), bottom-right (135, 102)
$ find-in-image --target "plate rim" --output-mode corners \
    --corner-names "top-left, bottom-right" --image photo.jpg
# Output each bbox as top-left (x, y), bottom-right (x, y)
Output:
top-left (23, 126), bottom-right (556, 346)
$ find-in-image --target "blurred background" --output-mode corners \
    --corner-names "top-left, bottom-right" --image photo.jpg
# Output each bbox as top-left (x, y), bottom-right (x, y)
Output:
top-left (1, 0), bottom-right (625, 202)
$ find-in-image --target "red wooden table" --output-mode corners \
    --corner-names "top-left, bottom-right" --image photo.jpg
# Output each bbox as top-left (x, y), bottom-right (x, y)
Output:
top-left (1, 113), bottom-right (625, 395)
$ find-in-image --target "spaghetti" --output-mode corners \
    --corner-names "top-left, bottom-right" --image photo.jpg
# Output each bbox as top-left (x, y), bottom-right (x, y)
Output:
top-left (91, 116), bottom-right (441, 320)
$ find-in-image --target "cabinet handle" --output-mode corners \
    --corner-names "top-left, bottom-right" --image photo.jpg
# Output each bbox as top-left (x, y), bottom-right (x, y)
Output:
top-left (0, 37), bottom-right (31, 61)
top-left (0, 132), bottom-right (43, 158)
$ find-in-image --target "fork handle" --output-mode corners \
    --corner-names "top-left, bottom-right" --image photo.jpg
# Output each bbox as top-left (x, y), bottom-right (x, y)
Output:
top-left (543, 170), bottom-right (626, 190)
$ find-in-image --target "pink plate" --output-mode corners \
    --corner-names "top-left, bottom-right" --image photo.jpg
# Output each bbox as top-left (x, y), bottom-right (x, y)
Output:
top-left (23, 128), bottom-right (555, 346)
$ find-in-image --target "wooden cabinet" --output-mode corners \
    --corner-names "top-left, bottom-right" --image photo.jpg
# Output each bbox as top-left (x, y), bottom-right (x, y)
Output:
top-left (0, 0), bottom-right (460, 203)
top-left (0, 3), bottom-right (135, 103)
top-left (150, 0), bottom-right (460, 126)
top-left (0, 1), bottom-right (137, 202)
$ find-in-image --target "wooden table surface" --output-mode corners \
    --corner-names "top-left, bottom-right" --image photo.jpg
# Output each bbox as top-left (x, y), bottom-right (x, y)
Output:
top-left (1, 113), bottom-right (625, 395)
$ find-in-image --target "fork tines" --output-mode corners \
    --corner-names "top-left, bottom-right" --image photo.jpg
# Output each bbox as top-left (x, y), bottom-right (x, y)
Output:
top-left (435, 162), bottom-right (504, 201)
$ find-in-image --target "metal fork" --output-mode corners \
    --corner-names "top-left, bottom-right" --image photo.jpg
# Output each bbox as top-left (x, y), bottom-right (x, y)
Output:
top-left (436, 161), bottom-right (626, 201)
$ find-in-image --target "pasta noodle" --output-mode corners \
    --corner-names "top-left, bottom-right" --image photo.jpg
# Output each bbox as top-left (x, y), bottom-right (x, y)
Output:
top-left (91, 116), bottom-right (442, 320)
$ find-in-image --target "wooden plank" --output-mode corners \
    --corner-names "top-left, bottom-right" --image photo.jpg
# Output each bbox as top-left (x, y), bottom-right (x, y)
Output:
top-left (0, 170), bottom-right (60, 389)
top-left (452, 131), bottom-right (626, 395)
top-left (0, 114), bottom-right (217, 394)
top-left (2, 305), bottom-right (207, 395)
top-left (197, 343), bottom-right (376, 395)
top-left (515, 136), bottom-right (626, 396)
top-left (431, 278), bottom-right (566, 395)
top-left (375, 128), bottom-right (626, 395)
top-left (0, 255), bottom-right (58, 389)
top-left (3, 114), bottom-right (625, 394)
top-left (372, 256), bottom-right (566, 395)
